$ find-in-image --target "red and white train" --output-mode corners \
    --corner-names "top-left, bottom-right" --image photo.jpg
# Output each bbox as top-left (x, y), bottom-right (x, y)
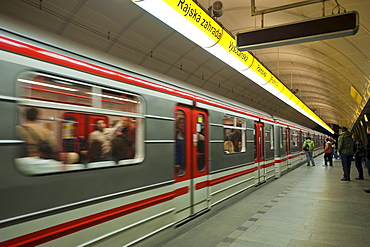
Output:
top-left (0, 14), bottom-right (325, 246)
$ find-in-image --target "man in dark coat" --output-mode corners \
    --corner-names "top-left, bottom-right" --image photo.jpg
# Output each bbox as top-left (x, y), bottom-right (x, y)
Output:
top-left (337, 127), bottom-right (354, 181)
top-left (365, 126), bottom-right (370, 193)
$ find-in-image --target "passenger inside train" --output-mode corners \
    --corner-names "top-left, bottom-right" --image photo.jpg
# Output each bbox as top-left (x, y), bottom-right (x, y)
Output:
top-left (175, 114), bottom-right (186, 176)
top-left (15, 73), bottom-right (142, 174)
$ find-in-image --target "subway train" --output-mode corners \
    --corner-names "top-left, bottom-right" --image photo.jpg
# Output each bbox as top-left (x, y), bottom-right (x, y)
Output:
top-left (0, 15), bottom-right (326, 247)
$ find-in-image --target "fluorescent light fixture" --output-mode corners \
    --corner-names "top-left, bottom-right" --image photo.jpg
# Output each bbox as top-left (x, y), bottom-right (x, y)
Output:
top-left (263, 82), bottom-right (284, 97)
top-left (132, 0), bottom-right (334, 134)
top-left (86, 92), bottom-right (138, 103)
top-left (133, 0), bottom-right (219, 48)
top-left (18, 78), bottom-right (78, 91)
top-left (364, 114), bottom-right (368, 122)
top-left (360, 120), bottom-right (363, 126)
top-left (240, 69), bottom-right (267, 86)
top-left (206, 44), bottom-right (249, 71)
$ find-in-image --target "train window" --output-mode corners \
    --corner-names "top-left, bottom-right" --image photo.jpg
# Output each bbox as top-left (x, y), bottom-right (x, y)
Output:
top-left (15, 72), bottom-right (144, 175)
top-left (223, 116), bottom-right (245, 153)
top-left (175, 110), bottom-right (186, 176)
top-left (281, 127), bottom-right (286, 149)
top-left (196, 113), bottom-right (206, 172)
top-left (298, 131), bottom-right (303, 150)
top-left (18, 73), bottom-right (92, 107)
top-left (264, 125), bottom-right (272, 150)
top-left (270, 125), bottom-right (274, 149)
top-left (279, 127), bottom-right (285, 149)
top-left (291, 130), bottom-right (298, 147)
top-left (101, 89), bottom-right (140, 113)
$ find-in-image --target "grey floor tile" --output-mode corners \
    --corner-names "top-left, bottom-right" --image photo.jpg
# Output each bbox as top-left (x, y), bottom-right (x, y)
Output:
top-left (236, 230), bottom-right (293, 246)
top-left (223, 237), bottom-right (237, 243)
top-left (230, 239), bottom-right (280, 247)
top-left (160, 155), bottom-right (370, 247)
top-left (310, 232), bottom-right (368, 247)
top-left (287, 239), bottom-right (337, 247)
top-left (216, 242), bottom-right (231, 247)
top-left (227, 230), bottom-right (243, 239)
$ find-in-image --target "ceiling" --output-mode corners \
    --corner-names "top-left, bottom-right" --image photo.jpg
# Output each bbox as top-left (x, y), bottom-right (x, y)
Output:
top-left (1, 0), bottom-right (369, 134)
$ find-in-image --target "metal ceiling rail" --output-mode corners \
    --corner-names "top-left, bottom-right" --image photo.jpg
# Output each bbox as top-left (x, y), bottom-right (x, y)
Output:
top-left (251, 0), bottom-right (328, 16)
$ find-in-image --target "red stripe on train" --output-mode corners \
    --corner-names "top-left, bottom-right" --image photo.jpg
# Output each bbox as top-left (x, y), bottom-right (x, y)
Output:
top-left (195, 180), bottom-right (208, 190)
top-left (0, 191), bottom-right (174, 247)
top-left (260, 161), bottom-right (275, 169)
top-left (174, 186), bottom-right (189, 196)
top-left (289, 153), bottom-right (301, 159)
top-left (0, 36), bottom-right (274, 123)
top-left (275, 157), bottom-right (288, 163)
top-left (1, 164), bottom-right (258, 246)
top-left (210, 167), bottom-right (257, 186)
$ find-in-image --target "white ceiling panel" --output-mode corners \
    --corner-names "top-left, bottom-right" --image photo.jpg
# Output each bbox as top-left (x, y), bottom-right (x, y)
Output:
top-left (0, 0), bottom-right (369, 132)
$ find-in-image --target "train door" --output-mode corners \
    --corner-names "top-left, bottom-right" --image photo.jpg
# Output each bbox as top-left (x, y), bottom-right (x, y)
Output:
top-left (298, 131), bottom-right (303, 162)
top-left (298, 131), bottom-right (303, 150)
top-left (254, 122), bottom-right (265, 184)
top-left (285, 128), bottom-right (291, 168)
top-left (174, 105), bottom-right (209, 223)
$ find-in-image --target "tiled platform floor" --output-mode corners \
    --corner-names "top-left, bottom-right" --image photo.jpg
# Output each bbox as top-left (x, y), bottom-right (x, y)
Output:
top-left (161, 155), bottom-right (370, 247)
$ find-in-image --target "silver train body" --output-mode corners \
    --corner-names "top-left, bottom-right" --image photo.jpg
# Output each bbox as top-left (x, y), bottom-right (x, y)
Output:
top-left (0, 15), bottom-right (325, 247)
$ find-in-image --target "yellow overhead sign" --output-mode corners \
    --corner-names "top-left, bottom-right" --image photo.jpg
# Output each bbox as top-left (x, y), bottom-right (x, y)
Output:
top-left (269, 76), bottom-right (285, 94)
top-left (133, 0), bottom-right (334, 133)
top-left (350, 86), bottom-right (362, 104)
top-left (219, 32), bottom-right (254, 69)
top-left (250, 60), bottom-right (272, 83)
top-left (165, 0), bottom-right (222, 44)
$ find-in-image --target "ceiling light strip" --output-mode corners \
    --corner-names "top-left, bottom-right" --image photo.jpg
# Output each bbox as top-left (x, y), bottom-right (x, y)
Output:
top-left (132, 0), bottom-right (334, 134)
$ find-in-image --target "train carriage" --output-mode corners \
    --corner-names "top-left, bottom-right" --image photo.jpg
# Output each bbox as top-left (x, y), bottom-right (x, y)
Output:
top-left (0, 14), bottom-right (325, 247)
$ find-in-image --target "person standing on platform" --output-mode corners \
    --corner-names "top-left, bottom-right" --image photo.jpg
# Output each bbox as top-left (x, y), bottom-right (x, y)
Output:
top-left (337, 127), bottom-right (354, 181)
top-left (353, 134), bottom-right (364, 180)
top-left (323, 138), bottom-right (333, 166)
top-left (332, 139), bottom-right (340, 159)
top-left (303, 136), bottom-right (315, 166)
top-left (364, 126), bottom-right (370, 193)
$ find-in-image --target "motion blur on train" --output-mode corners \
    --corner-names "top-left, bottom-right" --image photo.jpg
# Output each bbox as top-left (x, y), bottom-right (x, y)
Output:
top-left (0, 15), bottom-right (325, 246)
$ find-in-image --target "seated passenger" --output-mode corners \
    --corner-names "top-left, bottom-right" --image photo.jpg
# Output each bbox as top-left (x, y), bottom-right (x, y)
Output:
top-left (17, 108), bottom-right (55, 159)
top-left (112, 116), bottom-right (135, 163)
top-left (226, 129), bottom-right (241, 152)
top-left (87, 119), bottom-right (112, 162)
top-left (175, 116), bottom-right (185, 175)
top-left (197, 130), bottom-right (205, 171)
top-left (224, 141), bottom-right (235, 153)
top-left (237, 141), bottom-right (242, 152)
top-left (61, 116), bottom-right (87, 164)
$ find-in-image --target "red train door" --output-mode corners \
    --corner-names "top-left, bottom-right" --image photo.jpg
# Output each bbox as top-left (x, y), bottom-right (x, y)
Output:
top-left (254, 122), bottom-right (265, 184)
top-left (174, 105), bottom-right (209, 222)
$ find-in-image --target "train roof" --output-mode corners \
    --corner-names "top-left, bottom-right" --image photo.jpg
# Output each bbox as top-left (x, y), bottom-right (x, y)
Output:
top-left (0, 14), bottom-right (279, 123)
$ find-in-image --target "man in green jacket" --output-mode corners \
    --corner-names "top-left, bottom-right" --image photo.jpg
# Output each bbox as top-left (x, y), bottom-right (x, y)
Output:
top-left (337, 127), bottom-right (354, 181)
top-left (302, 136), bottom-right (315, 166)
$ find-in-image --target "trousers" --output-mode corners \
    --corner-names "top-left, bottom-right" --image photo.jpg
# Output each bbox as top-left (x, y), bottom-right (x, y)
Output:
top-left (340, 153), bottom-right (352, 180)
top-left (305, 151), bottom-right (315, 166)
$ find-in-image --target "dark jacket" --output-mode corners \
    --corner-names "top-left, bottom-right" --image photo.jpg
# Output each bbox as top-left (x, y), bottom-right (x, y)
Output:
top-left (353, 140), bottom-right (364, 158)
top-left (338, 131), bottom-right (353, 155)
top-left (366, 134), bottom-right (370, 159)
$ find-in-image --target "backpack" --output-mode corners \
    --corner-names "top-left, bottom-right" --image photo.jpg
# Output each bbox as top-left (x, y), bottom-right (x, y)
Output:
top-left (303, 142), bottom-right (310, 151)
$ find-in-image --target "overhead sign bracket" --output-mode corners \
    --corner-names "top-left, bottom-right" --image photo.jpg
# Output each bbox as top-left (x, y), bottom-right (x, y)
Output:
top-left (251, 0), bottom-right (329, 17)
